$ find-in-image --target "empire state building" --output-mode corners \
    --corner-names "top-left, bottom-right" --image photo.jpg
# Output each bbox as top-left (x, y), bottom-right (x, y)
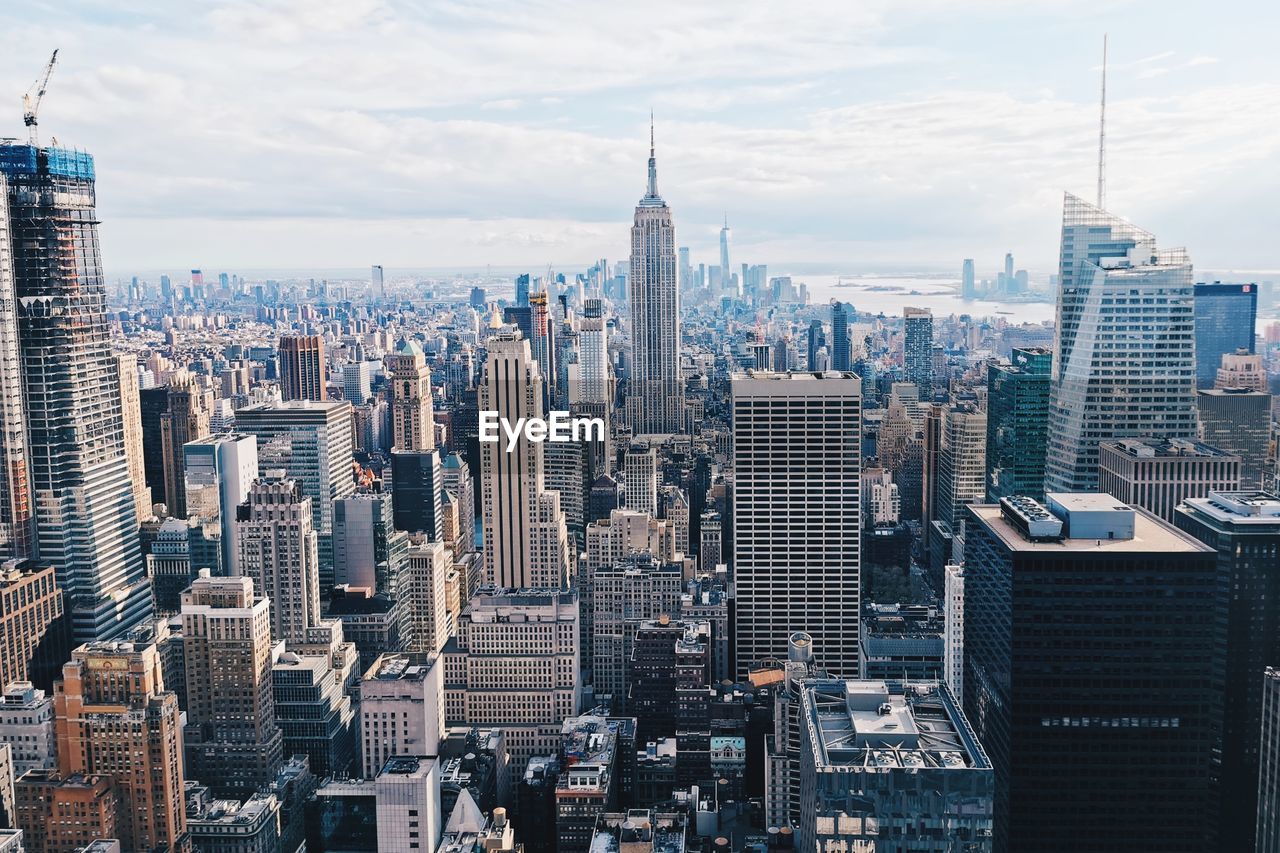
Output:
top-left (628, 121), bottom-right (683, 434)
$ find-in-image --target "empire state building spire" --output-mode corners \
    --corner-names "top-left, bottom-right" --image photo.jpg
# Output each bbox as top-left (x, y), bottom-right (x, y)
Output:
top-left (643, 111), bottom-right (662, 204)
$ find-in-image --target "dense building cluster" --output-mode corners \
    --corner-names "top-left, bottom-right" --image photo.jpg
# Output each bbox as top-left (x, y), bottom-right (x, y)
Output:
top-left (0, 105), bottom-right (1276, 853)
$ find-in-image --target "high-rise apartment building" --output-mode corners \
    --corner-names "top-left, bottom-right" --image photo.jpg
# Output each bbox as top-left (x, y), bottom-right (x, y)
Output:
top-left (903, 307), bottom-right (934, 397)
top-left (54, 632), bottom-right (188, 852)
top-left (573, 298), bottom-right (609, 405)
top-left (985, 347), bottom-right (1052, 502)
top-left (235, 475), bottom-right (321, 644)
top-left (1193, 281), bottom-right (1257, 389)
top-left (278, 334), bottom-right (326, 402)
top-left (936, 403), bottom-right (987, 531)
top-left (478, 333), bottom-right (571, 589)
top-left (0, 681), bottom-right (55, 775)
top-left (943, 563), bottom-right (965, 704)
top-left (1097, 437), bottom-right (1240, 522)
top-left (159, 373), bottom-right (210, 518)
top-left (181, 571), bottom-right (284, 799)
top-left (331, 491), bottom-right (407, 594)
top-left (114, 354), bottom-right (151, 525)
top-left (964, 494), bottom-right (1216, 853)
top-left (797, 680), bottom-right (993, 853)
top-left (732, 372), bottom-right (861, 678)
top-left (1175, 491), bottom-right (1280, 852)
top-left (15, 771), bottom-right (118, 853)
top-left (237, 399), bottom-right (356, 586)
top-left (1, 144), bottom-right (152, 642)
top-left (592, 553), bottom-right (684, 708)
top-left (403, 539), bottom-right (453, 656)
top-left (443, 587), bottom-right (581, 791)
top-left (1045, 193), bottom-right (1198, 492)
top-left (1197, 387), bottom-right (1273, 488)
top-left (622, 442), bottom-right (658, 518)
top-left (359, 653), bottom-right (444, 779)
top-left (0, 562), bottom-right (66, 691)
top-left (628, 125), bottom-right (682, 434)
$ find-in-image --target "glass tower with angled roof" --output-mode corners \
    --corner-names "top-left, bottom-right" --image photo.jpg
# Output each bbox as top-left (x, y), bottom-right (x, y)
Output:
top-left (1044, 193), bottom-right (1198, 493)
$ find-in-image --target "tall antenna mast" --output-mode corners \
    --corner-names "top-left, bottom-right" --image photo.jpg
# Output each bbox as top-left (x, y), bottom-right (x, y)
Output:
top-left (1096, 34), bottom-right (1108, 209)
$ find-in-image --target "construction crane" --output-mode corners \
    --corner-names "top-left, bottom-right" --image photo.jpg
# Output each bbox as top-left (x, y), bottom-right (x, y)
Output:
top-left (22, 49), bottom-right (58, 147)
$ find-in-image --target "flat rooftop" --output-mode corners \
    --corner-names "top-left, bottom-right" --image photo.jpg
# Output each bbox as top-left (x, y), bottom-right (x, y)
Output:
top-left (1101, 436), bottom-right (1236, 459)
top-left (969, 502), bottom-right (1211, 554)
top-left (1181, 491), bottom-right (1280, 525)
top-left (803, 680), bottom-right (990, 772)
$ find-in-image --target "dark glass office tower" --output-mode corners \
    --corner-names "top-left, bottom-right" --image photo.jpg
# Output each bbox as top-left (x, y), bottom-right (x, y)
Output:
top-left (964, 494), bottom-right (1216, 853)
top-left (830, 301), bottom-right (851, 371)
top-left (1175, 491), bottom-right (1280, 853)
top-left (904, 306), bottom-right (934, 397)
top-left (0, 144), bottom-right (152, 641)
top-left (1194, 282), bottom-right (1257, 389)
top-left (985, 347), bottom-right (1051, 502)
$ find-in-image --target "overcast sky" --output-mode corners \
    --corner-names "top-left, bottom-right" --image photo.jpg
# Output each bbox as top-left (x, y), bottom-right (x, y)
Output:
top-left (2, 0), bottom-right (1277, 277)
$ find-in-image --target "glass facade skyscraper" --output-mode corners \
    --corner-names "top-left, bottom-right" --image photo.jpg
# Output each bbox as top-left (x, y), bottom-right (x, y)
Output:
top-left (965, 495), bottom-right (1216, 853)
top-left (830, 301), bottom-right (850, 372)
top-left (904, 306), bottom-right (934, 398)
top-left (985, 347), bottom-right (1051, 502)
top-left (0, 144), bottom-right (152, 642)
top-left (1045, 193), bottom-right (1198, 493)
top-left (1193, 281), bottom-right (1257, 389)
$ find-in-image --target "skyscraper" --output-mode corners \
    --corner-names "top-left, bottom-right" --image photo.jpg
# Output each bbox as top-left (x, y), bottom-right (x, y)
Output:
top-left (237, 399), bottom-right (356, 587)
top-left (183, 432), bottom-right (259, 577)
top-left (529, 292), bottom-right (556, 407)
top-left (114, 354), bottom-right (152, 524)
top-left (235, 474), bottom-right (321, 644)
top-left (159, 372), bottom-right (210, 519)
top-left (479, 333), bottom-right (571, 589)
top-left (985, 347), bottom-right (1052, 503)
top-left (1197, 387), bottom-right (1272, 488)
top-left (1045, 193), bottom-right (1198, 492)
top-left (1175, 491), bottom-right (1280, 852)
top-left (443, 587), bottom-right (581, 790)
top-left (0, 143), bottom-right (151, 642)
top-left (965, 494), bottom-right (1216, 853)
top-left (719, 216), bottom-right (733, 296)
top-left (371, 264), bottom-right (385, 302)
top-left (903, 307), bottom-right (934, 397)
top-left (278, 334), bottom-right (327, 402)
top-left (961, 258), bottom-right (976, 299)
top-left (54, 633), bottom-right (188, 852)
top-left (1193, 281), bottom-right (1257, 389)
top-left (388, 338), bottom-right (437, 452)
top-left (181, 571), bottom-right (284, 799)
top-left (573, 298), bottom-right (609, 405)
top-left (628, 122), bottom-right (682, 434)
top-left (830, 302), bottom-right (851, 372)
top-left (732, 371), bottom-right (861, 678)
top-left (0, 183), bottom-right (32, 564)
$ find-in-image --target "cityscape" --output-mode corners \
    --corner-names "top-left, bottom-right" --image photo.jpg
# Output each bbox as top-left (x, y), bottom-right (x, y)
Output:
top-left (0, 5), bottom-right (1278, 853)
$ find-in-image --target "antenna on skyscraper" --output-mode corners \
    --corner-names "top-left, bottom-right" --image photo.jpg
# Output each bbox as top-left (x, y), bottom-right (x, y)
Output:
top-left (1096, 34), bottom-right (1108, 209)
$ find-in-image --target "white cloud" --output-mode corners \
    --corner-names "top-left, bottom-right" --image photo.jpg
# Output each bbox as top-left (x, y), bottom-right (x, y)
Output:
top-left (0, 0), bottom-right (1276, 271)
